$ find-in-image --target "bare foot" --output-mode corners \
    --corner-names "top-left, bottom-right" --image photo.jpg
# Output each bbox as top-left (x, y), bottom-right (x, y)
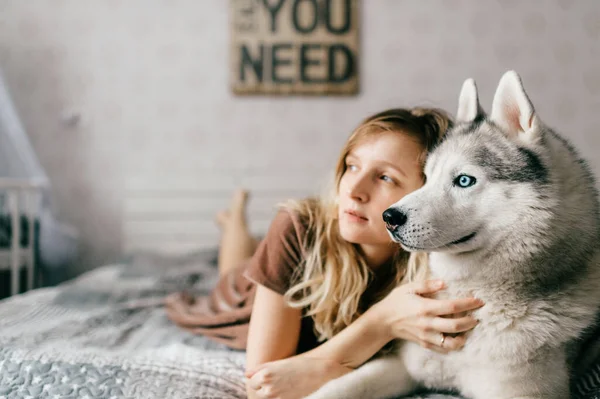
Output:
top-left (217, 189), bottom-right (259, 276)
top-left (215, 189), bottom-right (249, 229)
top-left (215, 210), bottom-right (230, 229)
top-left (229, 189), bottom-right (249, 219)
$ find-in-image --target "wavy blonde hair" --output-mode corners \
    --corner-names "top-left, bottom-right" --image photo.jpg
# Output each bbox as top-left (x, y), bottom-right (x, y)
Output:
top-left (280, 108), bottom-right (453, 342)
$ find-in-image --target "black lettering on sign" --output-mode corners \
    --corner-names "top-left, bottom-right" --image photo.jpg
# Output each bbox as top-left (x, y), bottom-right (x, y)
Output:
top-left (240, 44), bottom-right (264, 82)
top-left (271, 43), bottom-right (293, 83)
top-left (300, 44), bottom-right (326, 83)
top-left (328, 44), bottom-right (354, 83)
top-left (231, 0), bottom-right (359, 94)
top-left (261, 0), bottom-right (286, 33)
top-left (324, 0), bottom-right (352, 34)
top-left (292, 0), bottom-right (319, 34)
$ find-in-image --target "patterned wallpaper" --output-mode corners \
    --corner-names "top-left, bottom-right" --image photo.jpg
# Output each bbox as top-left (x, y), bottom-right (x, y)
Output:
top-left (0, 0), bottom-right (598, 276)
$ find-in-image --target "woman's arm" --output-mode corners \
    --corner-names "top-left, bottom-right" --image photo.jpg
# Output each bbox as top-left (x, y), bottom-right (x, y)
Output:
top-left (246, 280), bottom-right (483, 399)
top-left (298, 279), bottom-right (483, 368)
top-left (245, 284), bottom-right (302, 398)
top-left (245, 283), bottom-right (358, 399)
top-left (299, 299), bottom-right (391, 368)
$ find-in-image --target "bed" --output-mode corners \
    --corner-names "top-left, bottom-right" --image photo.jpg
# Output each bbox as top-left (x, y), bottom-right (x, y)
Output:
top-left (0, 249), bottom-right (247, 399)
top-left (0, 248), bottom-right (599, 399)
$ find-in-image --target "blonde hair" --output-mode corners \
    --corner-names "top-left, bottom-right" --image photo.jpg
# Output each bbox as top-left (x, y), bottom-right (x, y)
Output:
top-left (282, 107), bottom-right (453, 342)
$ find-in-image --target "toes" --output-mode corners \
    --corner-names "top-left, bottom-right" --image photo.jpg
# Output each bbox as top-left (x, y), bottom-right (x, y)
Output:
top-left (216, 189), bottom-right (251, 229)
top-left (230, 189), bottom-right (249, 211)
top-left (215, 210), bottom-right (230, 227)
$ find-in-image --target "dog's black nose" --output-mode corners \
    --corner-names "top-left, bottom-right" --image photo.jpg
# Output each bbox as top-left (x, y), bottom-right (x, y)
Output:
top-left (383, 208), bottom-right (407, 228)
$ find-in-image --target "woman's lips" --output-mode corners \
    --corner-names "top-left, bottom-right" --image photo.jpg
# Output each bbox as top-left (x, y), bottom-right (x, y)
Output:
top-left (344, 209), bottom-right (368, 223)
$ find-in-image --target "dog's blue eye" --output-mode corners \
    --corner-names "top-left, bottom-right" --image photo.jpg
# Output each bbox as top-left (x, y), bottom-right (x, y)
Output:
top-left (454, 174), bottom-right (476, 188)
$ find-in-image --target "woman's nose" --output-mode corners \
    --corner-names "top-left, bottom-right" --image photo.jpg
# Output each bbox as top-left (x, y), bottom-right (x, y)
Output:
top-left (347, 178), bottom-right (369, 202)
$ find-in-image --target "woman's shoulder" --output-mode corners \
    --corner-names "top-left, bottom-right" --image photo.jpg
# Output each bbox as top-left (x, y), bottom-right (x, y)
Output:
top-left (269, 198), bottom-right (319, 243)
top-left (270, 207), bottom-right (306, 239)
top-left (242, 200), bottom-right (318, 294)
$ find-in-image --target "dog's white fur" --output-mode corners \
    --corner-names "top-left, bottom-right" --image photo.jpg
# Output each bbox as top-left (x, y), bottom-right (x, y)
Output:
top-left (305, 71), bottom-right (600, 399)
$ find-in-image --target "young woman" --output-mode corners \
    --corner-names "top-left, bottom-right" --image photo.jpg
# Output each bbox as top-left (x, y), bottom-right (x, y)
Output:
top-left (166, 108), bottom-right (484, 399)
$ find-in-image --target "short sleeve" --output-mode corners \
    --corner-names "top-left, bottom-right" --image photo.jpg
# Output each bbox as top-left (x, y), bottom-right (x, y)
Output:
top-left (243, 209), bottom-right (306, 295)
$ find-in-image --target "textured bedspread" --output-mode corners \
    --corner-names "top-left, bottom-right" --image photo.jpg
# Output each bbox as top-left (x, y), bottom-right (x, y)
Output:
top-left (0, 250), bottom-right (247, 398)
top-left (0, 250), bottom-right (598, 398)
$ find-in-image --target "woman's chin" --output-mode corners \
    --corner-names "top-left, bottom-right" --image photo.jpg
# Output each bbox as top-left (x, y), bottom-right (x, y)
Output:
top-left (339, 223), bottom-right (381, 245)
top-left (339, 232), bottom-right (360, 244)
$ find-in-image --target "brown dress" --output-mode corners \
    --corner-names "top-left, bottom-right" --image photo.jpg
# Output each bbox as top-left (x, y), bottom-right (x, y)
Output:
top-left (165, 209), bottom-right (394, 353)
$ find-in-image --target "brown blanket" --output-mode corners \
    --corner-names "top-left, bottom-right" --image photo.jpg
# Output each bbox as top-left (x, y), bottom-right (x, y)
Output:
top-left (165, 262), bottom-right (256, 350)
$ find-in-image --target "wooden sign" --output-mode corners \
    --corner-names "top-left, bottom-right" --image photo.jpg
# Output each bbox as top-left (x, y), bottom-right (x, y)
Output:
top-left (230, 0), bottom-right (359, 95)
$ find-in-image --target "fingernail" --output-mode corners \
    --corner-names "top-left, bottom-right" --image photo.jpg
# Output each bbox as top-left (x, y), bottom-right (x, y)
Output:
top-left (435, 281), bottom-right (445, 288)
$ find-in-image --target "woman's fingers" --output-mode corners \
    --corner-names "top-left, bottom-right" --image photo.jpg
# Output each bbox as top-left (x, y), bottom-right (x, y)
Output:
top-left (419, 341), bottom-right (450, 354)
top-left (247, 369), bottom-right (267, 391)
top-left (430, 315), bottom-right (479, 334)
top-left (257, 386), bottom-right (277, 399)
top-left (425, 297), bottom-right (484, 316)
top-left (407, 280), bottom-right (445, 295)
top-left (422, 330), bottom-right (466, 351)
top-left (245, 362), bottom-right (269, 378)
top-left (439, 333), bottom-right (466, 351)
top-left (402, 330), bottom-right (449, 354)
top-left (421, 332), bottom-right (451, 353)
top-left (404, 329), bottom-right (466, 353)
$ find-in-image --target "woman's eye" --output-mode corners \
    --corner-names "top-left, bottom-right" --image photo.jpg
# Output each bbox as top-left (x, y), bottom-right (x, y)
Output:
top-left (380, 175), bottom-right (394, 183)
top-left (347, 164), bottom-right (357, 171)
top-left (453, 174), bottom-right (477, 188)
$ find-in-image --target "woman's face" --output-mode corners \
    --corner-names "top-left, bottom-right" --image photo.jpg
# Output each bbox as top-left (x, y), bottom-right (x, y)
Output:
top-left (337, 131), bottom-right (425, 247)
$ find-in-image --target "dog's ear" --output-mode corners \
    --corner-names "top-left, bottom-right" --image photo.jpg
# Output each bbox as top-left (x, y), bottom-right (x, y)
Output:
top-left (456, 78), bottom-right (484, 123)
top-left (491, 71), bottom-right (540, 143)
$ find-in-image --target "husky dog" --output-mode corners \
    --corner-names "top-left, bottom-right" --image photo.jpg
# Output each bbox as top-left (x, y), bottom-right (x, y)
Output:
top-left (305, 71), bottom-right (600, 399)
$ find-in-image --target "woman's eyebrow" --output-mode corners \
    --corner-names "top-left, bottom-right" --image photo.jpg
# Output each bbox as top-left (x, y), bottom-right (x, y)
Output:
top-left (346, 153), bottom-right (408, 178)
top-left (377, 160), bottom-right (407, 178)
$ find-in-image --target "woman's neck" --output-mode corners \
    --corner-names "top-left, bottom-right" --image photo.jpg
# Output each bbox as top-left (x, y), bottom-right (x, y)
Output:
top-left (358, 243), bottom-right (396, 271)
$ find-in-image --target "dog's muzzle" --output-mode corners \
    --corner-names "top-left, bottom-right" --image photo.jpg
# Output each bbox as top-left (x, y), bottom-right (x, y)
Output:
top-left (383, 207), bottom-right (407, 231)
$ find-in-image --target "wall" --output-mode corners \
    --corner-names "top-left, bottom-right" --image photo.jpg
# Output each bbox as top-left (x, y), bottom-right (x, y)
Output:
top-left (0, 0), bottom-right (598, 276)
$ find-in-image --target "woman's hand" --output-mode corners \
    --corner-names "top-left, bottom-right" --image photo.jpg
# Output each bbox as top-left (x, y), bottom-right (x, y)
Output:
top-left (372, 280), bottom-right (484, 353)
top-left (245, 356), bottom-right (352, 399)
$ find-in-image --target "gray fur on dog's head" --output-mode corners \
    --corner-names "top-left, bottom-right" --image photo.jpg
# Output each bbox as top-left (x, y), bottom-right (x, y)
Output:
top-left (385, 71), bottom-right (598, 272)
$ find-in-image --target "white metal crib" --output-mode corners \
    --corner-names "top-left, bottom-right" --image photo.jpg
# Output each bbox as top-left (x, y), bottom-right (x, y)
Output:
top-left (0, 178), bottom-right (42, 297)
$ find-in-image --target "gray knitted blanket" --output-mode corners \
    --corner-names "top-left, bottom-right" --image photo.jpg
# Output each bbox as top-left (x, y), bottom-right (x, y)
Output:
top-left (0, 250), bottom-right (597, 399)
